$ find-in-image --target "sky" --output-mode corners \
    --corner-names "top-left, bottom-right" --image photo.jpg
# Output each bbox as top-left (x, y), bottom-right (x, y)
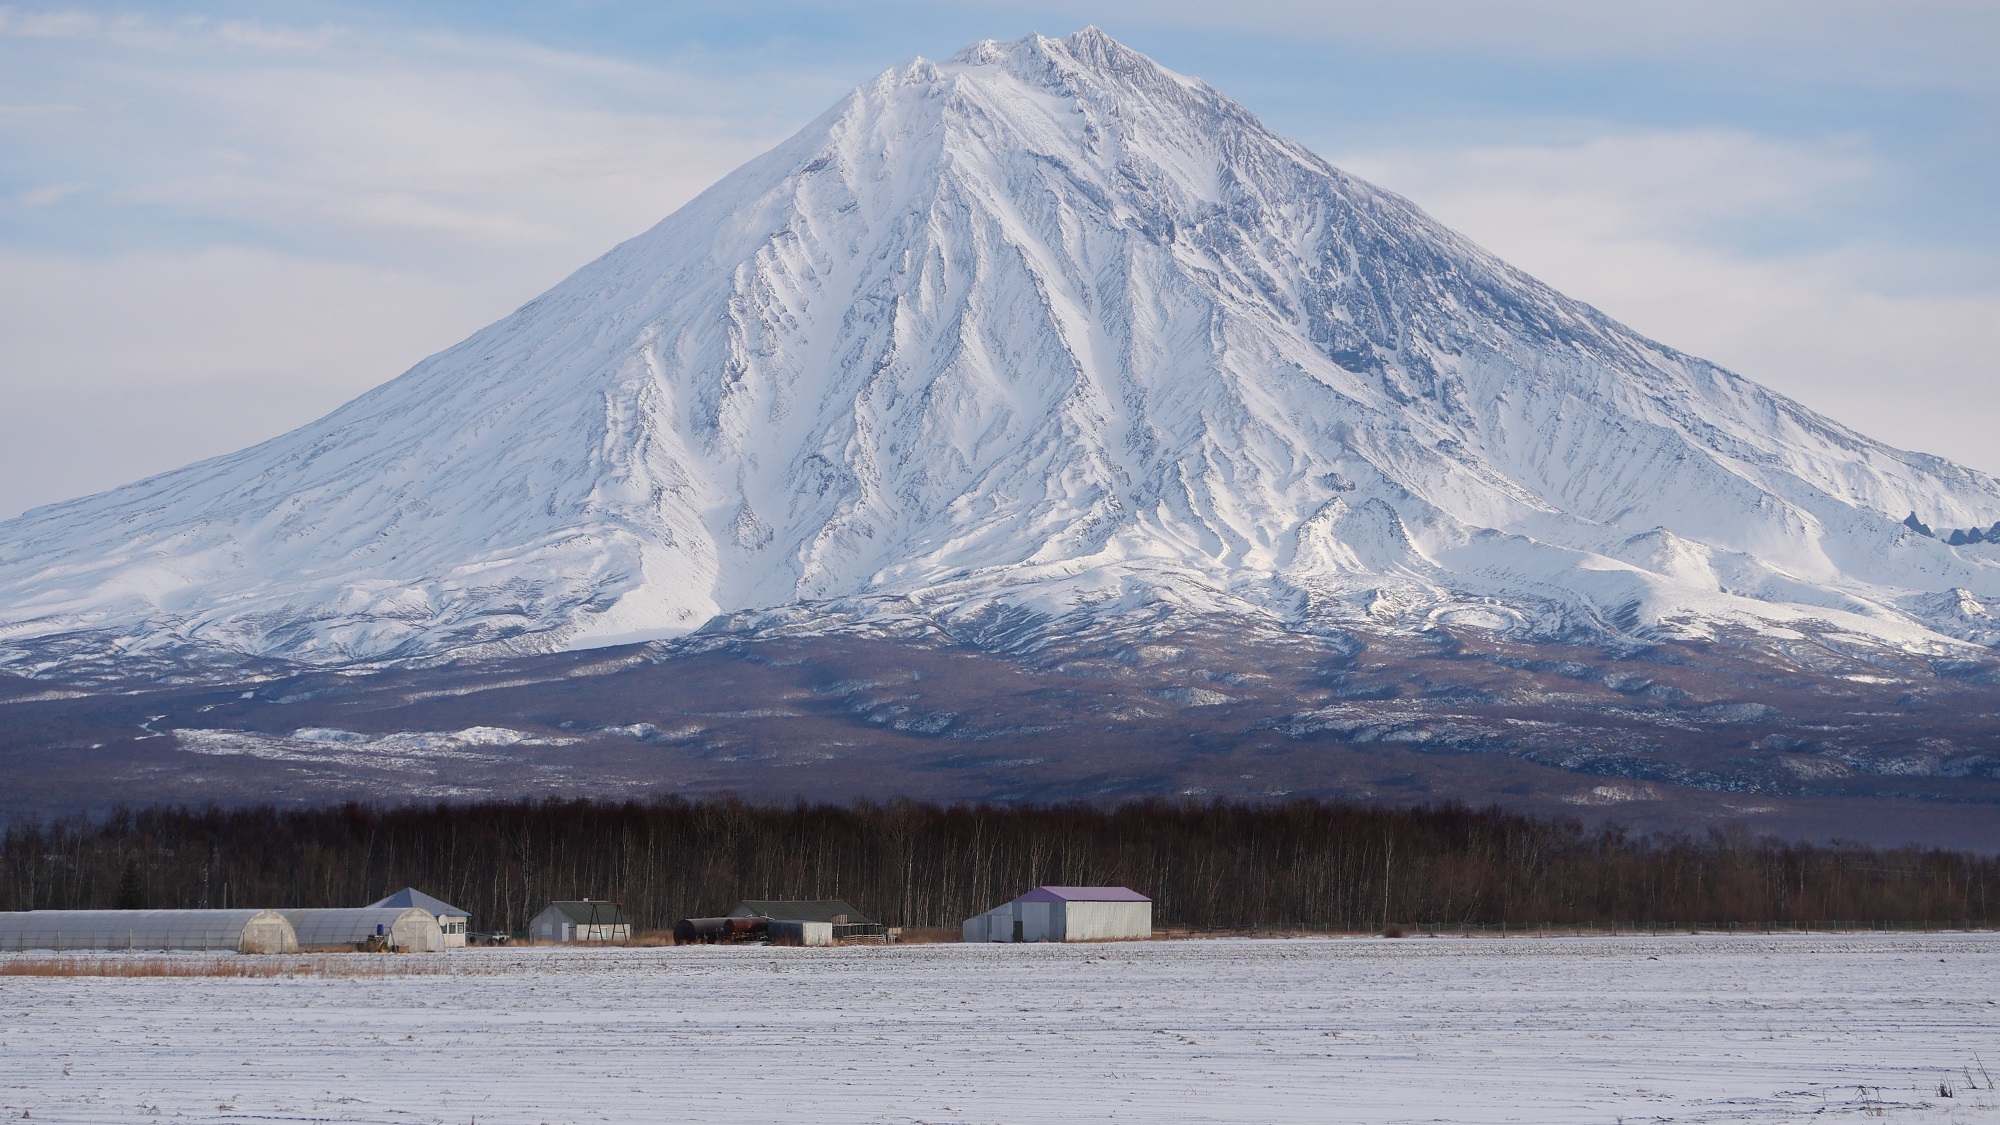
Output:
top-left (1, 1), bottom-right (1996, 520)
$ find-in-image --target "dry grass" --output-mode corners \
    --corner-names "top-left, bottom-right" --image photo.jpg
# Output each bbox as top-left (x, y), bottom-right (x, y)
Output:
top-left (891, 927), bottom-right (962, 944)
top-left (0, 954), bottom-right (468, 978)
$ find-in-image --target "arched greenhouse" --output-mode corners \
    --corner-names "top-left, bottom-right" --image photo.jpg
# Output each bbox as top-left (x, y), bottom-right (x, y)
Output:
top-left (0, 909), bottom-right (298, 953)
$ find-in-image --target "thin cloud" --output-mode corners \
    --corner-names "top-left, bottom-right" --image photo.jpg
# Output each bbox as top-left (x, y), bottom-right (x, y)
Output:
top-left (0, 7), bottom-right (350, 51)
top-left (1027, 0), bottom-right (2000, 91)
top-left (0, 244), bottom-right (518, 517)
top-left (15, 181), bottom-right (84, 206)
top-left (2, 14), bottom-right (779, 257)
top-left (0, 9), bottom-right (785, 516)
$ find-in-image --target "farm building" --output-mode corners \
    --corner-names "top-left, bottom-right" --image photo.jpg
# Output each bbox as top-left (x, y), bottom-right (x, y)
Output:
top-left (284, 907), bottom-right (444, 952)
top-left (368, 888), bottom-right (471, 947)
top-left (963, 887), bottom-right (1152, 943)
top-left (728, 899), bottom-right (884, 941)
top-left (0, 909), bottom-right (297, 953)
top-left (529, 900), bottom-right (632, 942)
top-left (767, 920), bottom-right (834, 947)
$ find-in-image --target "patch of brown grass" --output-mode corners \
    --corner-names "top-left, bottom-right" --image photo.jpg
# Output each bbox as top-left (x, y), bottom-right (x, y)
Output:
top-left (888, 927), bottom-right (961, 944)
top-left (0, 954), bottom-right (468, 978)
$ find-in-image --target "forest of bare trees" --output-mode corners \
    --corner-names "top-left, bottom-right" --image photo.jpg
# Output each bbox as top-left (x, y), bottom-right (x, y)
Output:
top-left (3, 797), bottom-right (1994, 933)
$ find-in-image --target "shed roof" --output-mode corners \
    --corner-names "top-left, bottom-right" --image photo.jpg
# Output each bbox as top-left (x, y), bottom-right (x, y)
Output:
top-left (538, 900), bottom-right (631, 925)
top-left (729, 899), bottom-right (874, 925)
top-left (1014, 886), bottom-right (1151, 903)
top-left (368, 887), bottom-right (470, 918)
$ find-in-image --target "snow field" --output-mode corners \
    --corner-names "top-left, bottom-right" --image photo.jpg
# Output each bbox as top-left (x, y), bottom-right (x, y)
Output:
top-left (3, 932), bottom-right (1998, 1123)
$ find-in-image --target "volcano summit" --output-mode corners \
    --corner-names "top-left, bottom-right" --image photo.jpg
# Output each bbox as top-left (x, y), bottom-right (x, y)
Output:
top-left (3, 31), bottom-right (1998, 839)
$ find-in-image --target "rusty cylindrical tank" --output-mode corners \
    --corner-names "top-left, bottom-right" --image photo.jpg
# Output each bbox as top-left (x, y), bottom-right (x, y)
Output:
top-left (673, 916), bottom-right (770, 944)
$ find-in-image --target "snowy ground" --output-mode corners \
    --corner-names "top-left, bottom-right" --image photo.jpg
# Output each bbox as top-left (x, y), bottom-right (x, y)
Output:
top-left (3, 932), bottom-right (1998, 1123)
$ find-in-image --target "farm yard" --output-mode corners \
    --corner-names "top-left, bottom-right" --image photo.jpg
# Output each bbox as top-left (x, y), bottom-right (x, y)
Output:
top-left (3, 932), bottom-right (1997, 1123)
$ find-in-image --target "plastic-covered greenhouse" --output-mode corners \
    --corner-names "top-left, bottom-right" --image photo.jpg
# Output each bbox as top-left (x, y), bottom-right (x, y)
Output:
top-left (283, 907), bottom-right (443, 952)
top-left (0, 910), bottom-right (298, 953)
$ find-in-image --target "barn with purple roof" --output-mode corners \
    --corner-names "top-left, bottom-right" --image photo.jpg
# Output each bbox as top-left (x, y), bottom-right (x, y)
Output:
top-left (962, 886), bottom-right (1151, 943)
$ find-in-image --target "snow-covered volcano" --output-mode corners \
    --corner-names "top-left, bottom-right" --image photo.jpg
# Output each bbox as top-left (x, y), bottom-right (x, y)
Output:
top-left (3, 28), bottom-right (1998, 673)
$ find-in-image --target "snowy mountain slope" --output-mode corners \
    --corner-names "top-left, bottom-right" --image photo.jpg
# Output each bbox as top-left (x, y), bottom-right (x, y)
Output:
top-left (1, 27), bottom-right (1997, 674)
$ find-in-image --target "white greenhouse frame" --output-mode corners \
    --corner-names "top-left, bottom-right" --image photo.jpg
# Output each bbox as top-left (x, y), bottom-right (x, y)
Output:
top-left (0, 909), bottom-right (299, 953)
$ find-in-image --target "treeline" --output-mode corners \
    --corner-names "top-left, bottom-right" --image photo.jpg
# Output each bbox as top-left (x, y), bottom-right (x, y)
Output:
top-left (2, 797), bottom-right (1995, 932)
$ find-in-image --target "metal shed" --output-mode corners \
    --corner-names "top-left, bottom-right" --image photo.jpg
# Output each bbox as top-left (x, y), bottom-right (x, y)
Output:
top-left (0, 909), bottom-right (298, 953)
top-left (528, 900), bottom-right (632, 942)
top-left (963, 886), bottom-right (1152, 942)
top-left (728, 899), bottom-right (885, 941)
top-left (367, 888), bottom-right (471, 947)
top-left (283, 907), bottom-right (444, 952)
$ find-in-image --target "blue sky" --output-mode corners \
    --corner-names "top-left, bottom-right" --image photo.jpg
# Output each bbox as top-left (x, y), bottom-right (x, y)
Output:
top-left (2, 1), bottom-right (1996, 518)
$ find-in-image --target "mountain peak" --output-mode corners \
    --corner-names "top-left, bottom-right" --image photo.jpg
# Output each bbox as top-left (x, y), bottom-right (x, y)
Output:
top-left (0, 30), bottom-right (1996, 675)
top-left (947, 27), bottom-right (1198, 99)
top-left (950, 25), bottom-right (1127, 63)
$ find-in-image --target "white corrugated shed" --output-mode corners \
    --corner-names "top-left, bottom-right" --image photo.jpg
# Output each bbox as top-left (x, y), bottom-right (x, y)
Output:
top-left (963, 887), bottom-right (1152, 943)
top-left (0, 909), bottom-right (298, 953)
top-left (283, 907), bottom-right (444, 952)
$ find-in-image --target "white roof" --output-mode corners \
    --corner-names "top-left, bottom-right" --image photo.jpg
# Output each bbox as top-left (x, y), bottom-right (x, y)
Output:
top-left (1015, 886), bottom-right (1151, 903)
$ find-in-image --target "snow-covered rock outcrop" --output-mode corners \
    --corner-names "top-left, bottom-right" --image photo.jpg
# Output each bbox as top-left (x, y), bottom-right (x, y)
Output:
top-left (2, 28), bottom-right (1997, 672)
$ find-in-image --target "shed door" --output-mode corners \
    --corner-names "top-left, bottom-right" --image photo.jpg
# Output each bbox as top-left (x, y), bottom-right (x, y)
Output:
top-left (1019, 901), bottom-right (1051, 942)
